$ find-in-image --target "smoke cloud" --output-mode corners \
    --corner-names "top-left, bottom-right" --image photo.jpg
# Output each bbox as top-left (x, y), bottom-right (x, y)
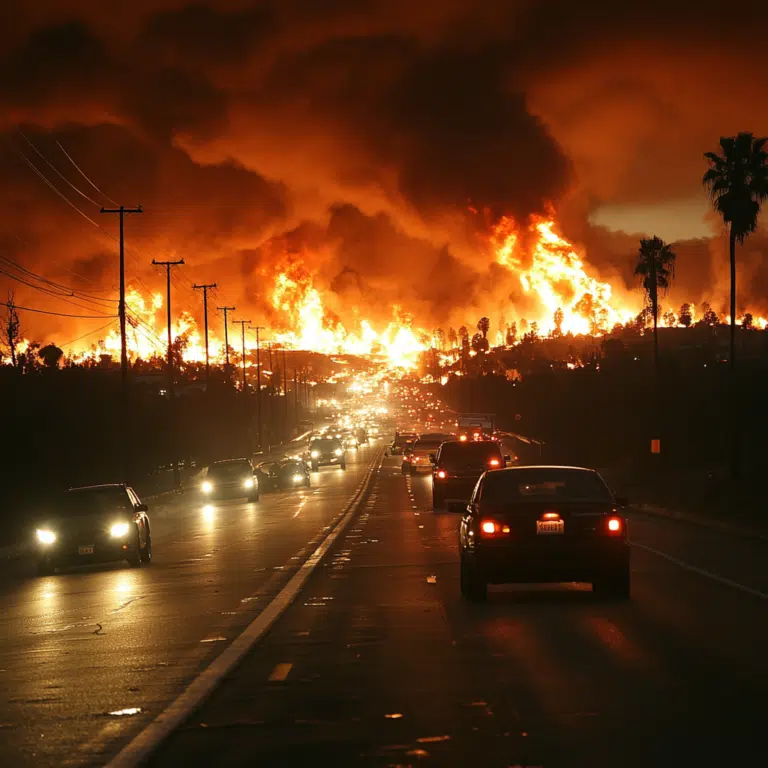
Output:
top-left (1, 0), bottom-right (767, 346)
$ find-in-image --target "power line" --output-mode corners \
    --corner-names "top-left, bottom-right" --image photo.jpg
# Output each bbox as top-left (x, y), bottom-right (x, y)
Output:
top-left (59, 320), bottom-right (117, 348)
top-left (17, 128), bottom-right (101, 208)
top-left (55, 139), bottom-right (120, 207)
top-left (2, 301), bottom-right (117, 318)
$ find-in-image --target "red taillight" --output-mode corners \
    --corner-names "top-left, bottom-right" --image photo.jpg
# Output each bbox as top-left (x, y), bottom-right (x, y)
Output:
top-left (607, 517), bottom-right (622, 533)
top-left (479, 519), bottom-right (511, 537)
top-left (542, 511), bottom-right (560, 520)
top-left (488, 458), bottom-right (500, 467)
top-left (436, 469), bottom-right (447, 479)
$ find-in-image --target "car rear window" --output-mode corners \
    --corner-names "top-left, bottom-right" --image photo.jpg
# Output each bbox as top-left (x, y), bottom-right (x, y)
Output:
top-left (480, 468), bottom-right (613, 504)
top-left (438, 442), bottom-right (502, 463)
top-left (57, 487), bottom-right (132, 516)
top-left (413, 440), bottom-right (442, 452)
top-left (311, 438), bottom-right (342, 450)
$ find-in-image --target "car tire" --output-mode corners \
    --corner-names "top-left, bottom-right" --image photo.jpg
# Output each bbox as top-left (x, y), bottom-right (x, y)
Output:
top-left (127, 529), bottom-right (142, 567)
top-left (140, 529), bottom-right (152, 563)
top-left (305, 477), bottom-right (311, 488)
top-left (460, 556), bottom-right (487, 602)
top-left (340, 461), bottom-right (347, 470)
top-left (248, 491), bottom-right (259, 503)
top-left (593, 566), bottom-right (630, 600)
top-left (37, 559), bottom-right (55, 576)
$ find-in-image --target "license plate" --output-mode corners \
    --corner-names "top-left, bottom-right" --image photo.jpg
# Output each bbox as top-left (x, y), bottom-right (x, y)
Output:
top-left (78, 545), bottom-right (94, 555)
top-left (536, 520), bottom-right (565, 535)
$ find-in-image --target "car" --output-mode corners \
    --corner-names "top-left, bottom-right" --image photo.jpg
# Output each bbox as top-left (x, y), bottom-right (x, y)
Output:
top-left (276, 458), bottom-right (312, 489)
top-left (402, 436), bottom-right (444, 474)
top-left (254, 460), bottom-right (281, 491)
top-left (34, 484), bottom-right (152, 575)
top-left (432, 440), bottom-right (508, 511)
top-left (308, 436), bottom-right (347, 471)
top-left (458, 465), bottom-right (630, 602)
top-left (355, 427), bottom-right (369, 445)
top-left (389, 432), bottom-right (417, 455)
top-left (201, 458), bottom-right (259, 502)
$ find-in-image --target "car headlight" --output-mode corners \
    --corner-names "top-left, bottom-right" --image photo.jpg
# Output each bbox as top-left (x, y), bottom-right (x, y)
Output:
top-left (293, 474), bottom-right (304, 484)
top-left (202, 481), bottom-right (213, 494)
top-left (334, 448), bottom-right (342, 456)
top-left (36, 529), bottom-right (56, 545)
top-left (243, 478), bottom-right (255, 489)
top-left (110, 522), bottom-right (130, 538)
top-left (310, 451), bottom-right (319, 458)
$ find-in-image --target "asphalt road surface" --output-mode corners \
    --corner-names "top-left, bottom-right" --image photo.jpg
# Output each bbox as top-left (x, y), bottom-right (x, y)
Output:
top-left (151, 452), bottom-right (767, 768)
top-left (0, 442), bottom-right (380, 767)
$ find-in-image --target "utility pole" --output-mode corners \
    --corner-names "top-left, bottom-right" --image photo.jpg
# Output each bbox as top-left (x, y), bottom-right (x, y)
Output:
top-left (101, 204), bottom-right (142, 481)
top-left (232, 319), bottom-right (251, 454)
top-left (217, 305), bottom-right (235, 372)
top-left (193, 282), bottom-right (217, 385)
top-left (152, 258), bottom-right (184, 490)
top-left (283, 348), bottom-right (289, 440)
top-left (249, 326), bottom-right (265, 452)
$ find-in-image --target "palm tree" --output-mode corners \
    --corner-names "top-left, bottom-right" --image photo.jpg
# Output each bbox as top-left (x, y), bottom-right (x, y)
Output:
top-left (477, 317), bottom-right (490, 340)
top-left (634, 236), bottom-right (676, 375)
top-left (703, 132), bottom-right (768, 478)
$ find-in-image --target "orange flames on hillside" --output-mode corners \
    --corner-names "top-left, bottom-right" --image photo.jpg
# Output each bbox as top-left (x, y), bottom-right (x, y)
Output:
top-left (42, 211), bottom-right (765, 370)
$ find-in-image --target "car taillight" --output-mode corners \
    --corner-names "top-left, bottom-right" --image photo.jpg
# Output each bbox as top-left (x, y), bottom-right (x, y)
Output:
top-left (607, 516), bottom-right (623, 534)
top-left (479, 519), bottom-right (511, 537)
top-left (436, 470), bottom-right (447, 479)
top-left (459, 435), bottom-right (468, 442)
top-left (488, 458), bottom-right (501, 467)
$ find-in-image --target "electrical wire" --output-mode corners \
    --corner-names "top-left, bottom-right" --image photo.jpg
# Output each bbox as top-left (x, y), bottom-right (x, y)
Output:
top-left (17, 128), bottom-right (102, 208)
top-left (55, 139), bottom-right (120, 207)
top-left (2, 301), bottom-right (117, 319)
top-left (58, 320), bottom-right (117, 348)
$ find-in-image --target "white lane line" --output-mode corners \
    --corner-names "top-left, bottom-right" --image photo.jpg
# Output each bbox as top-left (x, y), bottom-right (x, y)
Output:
top-left (106, 448), bottom-right (383, 768)
top-left (633, 542), bottom-right (767, 600)
top-left (268, 663), bottom-right (293, 682)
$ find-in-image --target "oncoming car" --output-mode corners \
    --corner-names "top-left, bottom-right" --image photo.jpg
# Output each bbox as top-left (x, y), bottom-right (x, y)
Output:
top-left (459, 466), bottom-right (630, 601)
top-left (34, 484), bottom-right (152, 575)
top-left (201, 458), bottom-right (259, 502)
top-left (308, 437), bottom-right (347, 471)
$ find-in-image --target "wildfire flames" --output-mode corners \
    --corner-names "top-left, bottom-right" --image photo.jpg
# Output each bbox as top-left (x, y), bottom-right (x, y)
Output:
top-left (48, 210), bottom-right (763, 370)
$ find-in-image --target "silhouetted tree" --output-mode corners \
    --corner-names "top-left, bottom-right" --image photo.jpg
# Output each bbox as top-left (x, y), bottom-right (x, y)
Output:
top-left (742, 312), bottom-right (754, 330)
top-left (553, 308), bottom-right (564, 337)
top-left (435, 328), bottom-right (445, 350)
top-left (447, 327), bottom-right (458, 349)
top-left (635, 236), bottom-right (676, 375)
top-left (38, 344), bottom-right (63, 369)
top-left (471, 332), bottom-right (488, 353)
top-left (679, 303), bottom-right (693, 327)
top-left (477, 317), bottom-right (490, 340)
top-left (698, 302), bottom-right (719, 327)
top-left (505, 322), bottom-right (517, 346)
top-left (2, 292), bottom-right (20, 367)
top-left (704, 132), bottom-right (768, 479)
top-left (663, 310), bottom-right (677, 327)
top-left (458, 326), bottom-right (468, 344)
top-left (529, 321), bottom-right (540, 339)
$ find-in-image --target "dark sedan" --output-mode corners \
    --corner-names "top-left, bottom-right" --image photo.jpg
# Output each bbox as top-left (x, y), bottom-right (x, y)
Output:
top-left (256, 459), bottom-right (311, 491)
top-left (34, 484), bottom-right (152, 575)
top-left (201, 458), bottom-right (259, 502)
top-left (459, 466), bottom-right (630, 601)
top-left (432, 440), bottom-right (508, 511)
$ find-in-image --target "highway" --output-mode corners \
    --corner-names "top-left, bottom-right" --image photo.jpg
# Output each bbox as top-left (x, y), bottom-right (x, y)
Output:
top-left (152, 452), bottom-right (767, 768)
top-left (1, 445), bottom-right (766, 767)
top-left (0, 444), bottom-right (379, 767)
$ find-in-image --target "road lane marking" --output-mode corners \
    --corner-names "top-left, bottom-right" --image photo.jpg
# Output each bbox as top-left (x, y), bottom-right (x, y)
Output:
top-left (106, 447), bottom-right (383, 768)
top-left (268, 663), bottom-right (292, 682)
top-left (633, 542), bottom-right (767, 600)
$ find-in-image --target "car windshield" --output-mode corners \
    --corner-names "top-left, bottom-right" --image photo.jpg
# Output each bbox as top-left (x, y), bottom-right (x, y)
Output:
top-left (208, 461), bottom-right (251, 478)
top-left (55, 487), bottom-right (133, 516)
top-left (481, 468), bottom-right (613, 504)
top-left (439, 442), bottom-right (502, 464)
top-left (311, 439), bottom-right (342, 451)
